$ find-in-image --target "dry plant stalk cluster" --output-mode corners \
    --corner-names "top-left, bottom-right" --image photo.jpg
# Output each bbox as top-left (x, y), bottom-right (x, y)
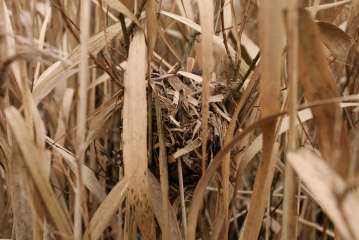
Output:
top-left (0, 0), bottom-right (359, 239)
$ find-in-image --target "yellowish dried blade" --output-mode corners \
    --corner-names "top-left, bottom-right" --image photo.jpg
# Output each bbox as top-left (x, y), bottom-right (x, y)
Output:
top-left (154, 96), bottom-right (170, 240)
top-left (307, 0), bottom-right (352, 15)
top-left (146, 0), bottom-right (158, 58)
top-left (240, 1), bottom-right (287, 239)
top-left (175, 0), bottom-right (194, 20)
top-left (34, 3), bottom-right (52, 83)
top-left (288, 149), bottom-right (359, 240)
top-left (0, 0), bottom-right (22, 90)
top-left (102, 0), bottom-right (140, 26)
top-left (33, 23), bottom-right (122, 103)
top-left (298, 9), bottom-right (351, 178)
top-left (46, 137), bottom-right (106, 201)
top-left (317, 21), bottom-right (353, 62)
top-left (187, 113), bottom-right (286, 240)
top-left (148, 172), bottom-right (182, 240)
top-left (120, 0), bottom-right (134, 11)
top-left (123, 31), bottom-right (155, 239)
top-left (5, 107), bottom-right (72, 237)
top-left (346, 0), bottom-right (359, 37)
top-left (283, 2), bottom-right (299, 238)
top-left (197, 0), bottom-right (214, 174)
top-left (85, 95), bottom-right (122, 149)
top-left (83, 178), bottom-right (128, 240)
top-left (160, 10), bottom-right (249, 75)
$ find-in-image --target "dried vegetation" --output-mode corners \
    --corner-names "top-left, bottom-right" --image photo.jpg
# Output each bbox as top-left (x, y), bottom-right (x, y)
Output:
top-left (0, 0), bottom-right (359, 239)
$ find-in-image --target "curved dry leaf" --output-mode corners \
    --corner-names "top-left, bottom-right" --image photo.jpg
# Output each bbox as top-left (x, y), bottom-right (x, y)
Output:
top-left (0, 0), bottom-right (22, 90)
top-left (46, 137), bottom-right (106, 201)
top-left (345, 0), bottom-right (359, 37)
top-left (317, 21), bottom-right (353, 61)
top-left (186, 112), bottom-right (287, 240)
top-left (160, 10), bottom-right (249, 76)
top-left (5, 107), bottom-right (72, 237)
top-left (235, 109), bottom-right (314, 175)
top-left (83, 178), bottom-right (128, 240)
top-left (33, 22), bottom-right (122, 103)
top-left (288, 149), bottom-right (359, 240)
top-left (85, 93), bottom-right (122, 149)
top-left (102, 0), bottom-right (140, 26)
top-left (298, 9), bottom-right (351, 178)
top-left (148, 171), bottom-right (182, 240)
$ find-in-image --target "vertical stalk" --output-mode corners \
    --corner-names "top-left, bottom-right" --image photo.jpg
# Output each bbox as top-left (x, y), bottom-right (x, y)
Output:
top-left (283, 1), bottom-right (299, 239)
top-left (75, 0), bottom-right (91, 238)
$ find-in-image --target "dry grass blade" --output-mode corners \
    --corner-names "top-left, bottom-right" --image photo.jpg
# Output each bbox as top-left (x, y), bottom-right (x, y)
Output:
top-left (197, 0), bottom-right (214, 174)
top-left (288, 149), bottom-right (359, 240)
top-left (46, 137), bottom-right (106, 201)
top-left (102, 0), bottom-right (140, 26)
top-left (147, 172), bottom-right (182, 240)
top-left (5, 107), bottom-right (72, 238)
top-left (83, 178), bottom-right (128, 240)
top-left (317, 21), bottom-right (353, 62)
top-left (146, 0), bottom-right (158, 58)
top-left (74, 0), bottom-right (91, 237)
top-left (220, 59), bottom-right (258, 240)
top-left (6, 146), bottom-right (33, 240)
top-left (283, 1), bottom-right (299, 239)
top-left (154, 96), bottom-right (170, 239)
top-left (32, 22), bottom-right (122, 103)
top-left (298, 9), bottom-right (351, 178)
top-left (307, 0), bottom-right (352, 15)
top-left (3, 1), bottom-right (359, 239)
top-left (85, 94), bottom-right (122, 149)
top-left (346, 0), bottom-right (359, 37)
top-left (240, 1), bottom-right (286, 239)
top-left (187, 111), bottom-right (287, 240)
top-left (221, 94), bottom-right (240, 240)
top-left (159, 10), bottom-right (249, 75)
top-left (123, 31), bottom-right (155, 239)
top-left (0, 0), bottom-right (22, 90)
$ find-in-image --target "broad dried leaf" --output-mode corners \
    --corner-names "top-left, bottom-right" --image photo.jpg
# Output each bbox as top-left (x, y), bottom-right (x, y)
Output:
top-left (5, 107), bottom-right (72, 237)
top-left (240, 1), bottom-right (286, 239)
top-left (0, 0), bottom-right (22, 90)
top-left (148, 172), bottom-right (182, 240)
top-left (159, 10), bottom-right (249, 75)
top-left (346, 0), bottom-right (359, 37)
top-left (46, 137), bottom-right (106, 201)
top-left (317, 21), bottom-right (353, 61)
top-left (288, 149), bottom-right (359, 240)
top-left (187, 113), bottom-right (287, 240)
top-left (83, 178), bottom-right (128, 240)
top-left (298, 9), bottom-right (351, 178)
top-left (103, 0), bottom-right (140, 25)
top-left (33, 23), bottom-right (122, 103)
top-left (123, 31), bottom-right (155, 239)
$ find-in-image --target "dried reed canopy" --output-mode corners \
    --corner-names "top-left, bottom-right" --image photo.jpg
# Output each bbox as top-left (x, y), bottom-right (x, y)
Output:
top-left (1, 0), bottom-right (359, 239)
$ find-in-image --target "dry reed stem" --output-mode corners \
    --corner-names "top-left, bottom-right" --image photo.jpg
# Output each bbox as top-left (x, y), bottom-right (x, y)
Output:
top-left (155, 95), bottom-right (170, 240)
top-left (283, 1), bottom-right (300, 239)
top-left (240, 1), bottom-right (286, 239)
top-left (197, 0), bottom-right (214, 174)
top-left (74, 0), bottom-right (91, 238)
top-left (123, 30), bottom-right (155, 239)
